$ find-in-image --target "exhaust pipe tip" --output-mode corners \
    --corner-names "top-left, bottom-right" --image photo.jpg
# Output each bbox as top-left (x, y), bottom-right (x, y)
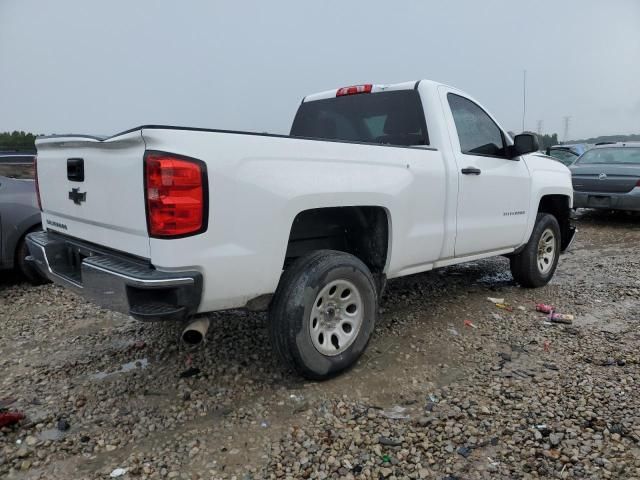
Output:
top-left (181, 318), bottom-right (210, 346)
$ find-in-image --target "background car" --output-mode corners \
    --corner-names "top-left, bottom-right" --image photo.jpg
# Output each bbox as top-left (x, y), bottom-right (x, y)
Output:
top-left (546, 144), bottom-right (589, 166)
top-left (0, 172), bottom-right (48, 283)
top-left (570, 142), bottom-right (640, 212)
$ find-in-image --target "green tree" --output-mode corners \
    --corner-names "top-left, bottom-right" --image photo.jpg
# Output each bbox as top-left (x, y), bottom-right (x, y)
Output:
top-left (0, 131), bottom-right (38, 152)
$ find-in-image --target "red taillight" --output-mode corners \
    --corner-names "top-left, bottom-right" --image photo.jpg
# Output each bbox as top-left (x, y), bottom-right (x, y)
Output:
top-left (34, 155), bottom-right (42, 211)
top-left (144, 152), bottom-right (207, 238)
top-left (336, 84), bottom-right (373, 97)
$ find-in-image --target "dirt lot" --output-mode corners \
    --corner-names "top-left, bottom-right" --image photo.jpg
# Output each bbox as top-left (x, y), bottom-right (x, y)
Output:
top-left (1, 211), bottom-right (640, 480)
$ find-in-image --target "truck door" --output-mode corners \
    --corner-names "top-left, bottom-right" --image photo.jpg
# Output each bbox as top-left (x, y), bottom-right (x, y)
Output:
top-left (441, 89), bottom-right (531, 257)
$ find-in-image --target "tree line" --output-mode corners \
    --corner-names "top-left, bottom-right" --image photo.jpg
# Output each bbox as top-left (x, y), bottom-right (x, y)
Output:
top-left (0, 131), bottom-right (38, 152)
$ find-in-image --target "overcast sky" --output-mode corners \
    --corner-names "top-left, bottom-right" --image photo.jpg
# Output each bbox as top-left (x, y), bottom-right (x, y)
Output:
top-left (1, 0), bottom-right (639, 140)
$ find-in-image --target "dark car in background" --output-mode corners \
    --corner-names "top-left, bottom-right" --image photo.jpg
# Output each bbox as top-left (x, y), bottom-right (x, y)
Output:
top-left (570, 143), bottom-right (640, 212)
top-left (0, 157), bottom-right (48, 283)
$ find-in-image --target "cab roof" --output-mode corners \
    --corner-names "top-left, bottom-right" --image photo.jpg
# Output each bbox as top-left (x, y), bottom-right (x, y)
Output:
top-left (302, 79), bottom-right (448, 103)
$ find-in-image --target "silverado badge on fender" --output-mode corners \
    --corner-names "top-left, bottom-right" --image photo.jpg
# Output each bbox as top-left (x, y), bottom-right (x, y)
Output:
top-left (68, 187), bottom-right (87, 205)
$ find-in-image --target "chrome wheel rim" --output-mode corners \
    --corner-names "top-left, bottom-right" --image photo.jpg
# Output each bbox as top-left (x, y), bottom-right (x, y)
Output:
top-left (537, 228), bottom-right (556, 274)
top-left (310, 279), bottom-right (364, 356)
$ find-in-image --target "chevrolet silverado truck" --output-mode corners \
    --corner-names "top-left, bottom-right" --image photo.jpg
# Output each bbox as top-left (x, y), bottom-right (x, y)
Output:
top-left (27, 80), bottom-right (576, 379)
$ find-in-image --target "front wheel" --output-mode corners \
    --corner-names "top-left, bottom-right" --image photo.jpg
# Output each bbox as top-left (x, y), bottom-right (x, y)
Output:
top-left (510, 213), bottom-right (561, 288)
top-left (269, 250), bottom-right (378, 380)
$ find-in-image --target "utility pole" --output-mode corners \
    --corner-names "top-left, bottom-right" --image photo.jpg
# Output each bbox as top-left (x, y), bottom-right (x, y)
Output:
top-left (537, 120), bottom-right (543, 136)
top-left (563, 116), bottom-right (571, 142)
top-left (522, 70), bottom-right (527, 132)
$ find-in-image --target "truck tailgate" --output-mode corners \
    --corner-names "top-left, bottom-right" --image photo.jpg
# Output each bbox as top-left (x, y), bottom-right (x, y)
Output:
top-left (35, 131), bottom-right (150, 258)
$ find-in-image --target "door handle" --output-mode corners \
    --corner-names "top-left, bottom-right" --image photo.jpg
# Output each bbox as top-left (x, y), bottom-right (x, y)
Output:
top-left (461, 167), bottom-right (481, 175)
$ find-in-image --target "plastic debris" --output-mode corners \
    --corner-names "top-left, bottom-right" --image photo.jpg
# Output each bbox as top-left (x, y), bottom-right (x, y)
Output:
top-left (543, 340), bottom-right (551, 352)
top-left (487, 297), bottom-right (504, 304)
top-left (549, 313), bottom-right (574, 324)
top-left (260, 420), bottom-right (269, 428)
top-left (517, 306), bottom-right (526, 311)
top-left (381, 405), bottom-right (409, 420)
top-left (381, 454), bottom-right (391, 463)
top-left (428, 394), bottom-right (439, 403)
top-left (110, 468), bottom-right (128, 478)
top-left (447, 327), bottom-right (460, 336)
top-left (495, 303), bottom-right (513, 312)
top-left (536, 303), bottom-right (555, 314)
top-left (0, 411), bottom-right (25, 428)
top-left (463, 319), bottom-right (477, 329)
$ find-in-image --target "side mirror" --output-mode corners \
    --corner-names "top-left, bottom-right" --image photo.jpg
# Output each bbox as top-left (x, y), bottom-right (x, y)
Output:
top-left (510, 133), bottom-right (539, 158)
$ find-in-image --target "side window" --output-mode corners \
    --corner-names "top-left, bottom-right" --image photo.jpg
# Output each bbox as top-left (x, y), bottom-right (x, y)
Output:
top-left (447, 93), bottom-right (506, 157)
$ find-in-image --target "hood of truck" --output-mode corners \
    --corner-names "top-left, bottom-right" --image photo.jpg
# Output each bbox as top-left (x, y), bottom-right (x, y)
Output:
top-left (35, 131), bottom-right (150, 259)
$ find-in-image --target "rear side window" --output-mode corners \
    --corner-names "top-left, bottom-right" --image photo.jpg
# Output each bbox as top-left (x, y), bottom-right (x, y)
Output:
top-left (291, 90), bottom-right (429, 146)
top-left (447, 93), bottom-right (506, 157)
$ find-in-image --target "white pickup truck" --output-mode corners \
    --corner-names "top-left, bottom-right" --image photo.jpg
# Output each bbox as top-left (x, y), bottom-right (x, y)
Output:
top-left (27, 79), bottom-right (575, 379)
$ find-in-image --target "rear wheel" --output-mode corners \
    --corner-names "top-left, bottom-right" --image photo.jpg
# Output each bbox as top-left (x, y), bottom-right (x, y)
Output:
top-left (510, 213), bottom-right (561, 288)
top-left (269, 250), bottom-right (377, 380)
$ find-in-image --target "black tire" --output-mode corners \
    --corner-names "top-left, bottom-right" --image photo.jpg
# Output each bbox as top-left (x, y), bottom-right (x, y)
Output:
top-left (510, 213), bottom-right (561, 288)
top-left (269, 250), bottom-right (378, 380)
top-left (16, 235), bottom-right (49, 285)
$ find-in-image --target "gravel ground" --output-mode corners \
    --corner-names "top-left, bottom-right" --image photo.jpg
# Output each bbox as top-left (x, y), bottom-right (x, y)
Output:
top-left (1, 210), bottom-right (639, 479)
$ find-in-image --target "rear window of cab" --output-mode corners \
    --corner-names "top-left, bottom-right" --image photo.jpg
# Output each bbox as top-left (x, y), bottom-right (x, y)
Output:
top-left (290, 90), bottom-right (429, 147)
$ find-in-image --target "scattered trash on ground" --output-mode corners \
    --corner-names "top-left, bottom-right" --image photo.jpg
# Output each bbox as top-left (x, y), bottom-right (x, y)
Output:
top-left (550, 313), bottom-right (574, 324)
top-left (381, 405), bottom-right (409, 420)
top-left (543, 340), bottom-right (551, 352)
top-left (487, 297), bottom-right (504, 304)
top-left (536, 303), bottom-right (555, 314)
top-left (110, 467), bottom-right (128, 478)
top-left (463, 320), bottom-right (477, 329)
top-left (0, 411), bottom-right (24, 428)
top-left (495, 303), bottom-right (513, 311)
top-left (179, 367), bottom-right (201, 378)
top-left (543, 362), bottom-right (559, 371)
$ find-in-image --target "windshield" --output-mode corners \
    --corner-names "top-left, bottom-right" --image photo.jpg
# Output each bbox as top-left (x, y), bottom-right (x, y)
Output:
top-left (577, 147), bottom-right (640, 165)
top-left (290, 90), bottom-right (428, 147)
top-left (548, 149), bottom-right (578, 166)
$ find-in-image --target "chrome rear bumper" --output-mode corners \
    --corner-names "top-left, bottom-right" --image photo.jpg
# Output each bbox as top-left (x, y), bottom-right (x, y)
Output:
top-left (26, 231), bottom-right (202, 321)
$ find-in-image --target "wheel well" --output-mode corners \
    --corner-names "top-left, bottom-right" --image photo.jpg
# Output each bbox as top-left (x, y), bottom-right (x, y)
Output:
top-left (537, 195), bottom-right (573, 250)
top-left (284, 207), bottom-right (389, 273)
top-left (13, 223), bottom-right (42, 268)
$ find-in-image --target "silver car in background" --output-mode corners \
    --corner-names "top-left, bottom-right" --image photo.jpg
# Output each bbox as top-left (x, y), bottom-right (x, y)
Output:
top-left (0, 156), bottom-right (48, 283)
top-left (570, 143), bottom-right (640, 212)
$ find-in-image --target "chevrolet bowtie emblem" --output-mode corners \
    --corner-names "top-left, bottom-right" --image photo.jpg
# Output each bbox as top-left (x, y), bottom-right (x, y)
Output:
top-left (68, 188), bottom-right (87, 205)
